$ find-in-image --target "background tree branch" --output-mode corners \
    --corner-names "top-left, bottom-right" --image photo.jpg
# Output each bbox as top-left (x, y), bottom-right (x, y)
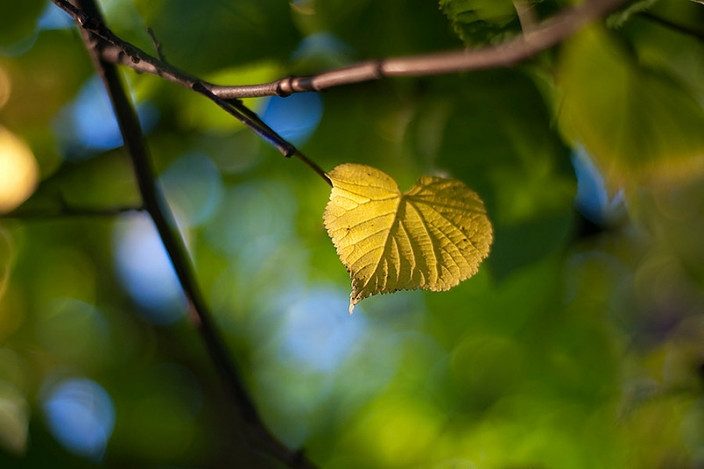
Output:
top-left (65, 0), bottom-right (317, 467)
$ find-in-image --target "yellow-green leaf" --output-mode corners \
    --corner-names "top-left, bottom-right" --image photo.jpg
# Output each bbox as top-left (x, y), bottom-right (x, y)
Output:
top-left (324, 163), bottom-right (493, 313)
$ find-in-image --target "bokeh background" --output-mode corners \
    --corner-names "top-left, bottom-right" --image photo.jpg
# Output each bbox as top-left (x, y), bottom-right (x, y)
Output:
top-left (1, 0), bottom-right (704, 467)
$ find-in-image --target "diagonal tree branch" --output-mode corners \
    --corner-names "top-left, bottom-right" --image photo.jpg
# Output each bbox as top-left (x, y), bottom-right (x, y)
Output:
top-left (53, 0), bottom-right (627, 99)
top-left (66, 0), bottom-right (317, 467)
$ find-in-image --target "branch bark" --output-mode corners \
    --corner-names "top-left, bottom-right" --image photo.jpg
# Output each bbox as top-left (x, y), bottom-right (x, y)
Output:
top-left (66, 0), bottom-right (317, 467)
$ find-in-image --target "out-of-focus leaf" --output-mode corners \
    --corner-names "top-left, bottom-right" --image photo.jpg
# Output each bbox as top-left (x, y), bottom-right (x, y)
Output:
top-left (420, 71), bottom-right (575, 279)
top-left (312, 0), bottom-right (459, 57)
top-left (334, 392), bottom-right (444, 467)
top-left (556, 27), bottom-right (704, 190)
top-left (0, 0), bottom-right (43, 46)
top-left (623, 5), bottom-right (704, 111)
top-left (303, 82), bottom-right (416, 176)
top-left (324, 163), bottom-right (492, 312)
top-left (605, 0), bottom-right (659, 28)
top-left (133, 0), bottom-right (300, 74)
top-left (648, 0), bottom-right (704, 36)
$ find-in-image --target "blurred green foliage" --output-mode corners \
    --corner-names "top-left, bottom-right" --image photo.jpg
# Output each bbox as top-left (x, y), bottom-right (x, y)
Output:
top-left (556, 26), bottom-right (704, 191)
top-left (1, 0), bottom-right (704, 468)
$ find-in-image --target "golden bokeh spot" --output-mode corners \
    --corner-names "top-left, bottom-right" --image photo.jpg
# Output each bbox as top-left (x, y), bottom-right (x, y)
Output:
top-left (0, 126), bottom-right (38, 213)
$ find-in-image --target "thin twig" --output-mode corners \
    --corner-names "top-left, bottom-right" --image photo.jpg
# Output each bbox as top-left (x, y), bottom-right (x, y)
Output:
top-left (146, 27), bottom-right (166, 62)
top-left (52, 0), bottom-right (628, 100)
top-left (293, 151), bottom-right (332, 186)
top-left (67, 0), bottom-right (317, 467)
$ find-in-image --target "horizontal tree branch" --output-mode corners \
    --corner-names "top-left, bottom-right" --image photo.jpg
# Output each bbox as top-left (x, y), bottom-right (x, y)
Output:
top-left (224, 0), bottom-right (626, 98)
top-left (52, 0), bottom-right (627, 100)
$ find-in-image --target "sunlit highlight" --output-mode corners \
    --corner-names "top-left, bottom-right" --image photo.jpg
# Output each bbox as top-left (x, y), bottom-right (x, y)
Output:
top-left (0, 126), bottom-right (38, 213)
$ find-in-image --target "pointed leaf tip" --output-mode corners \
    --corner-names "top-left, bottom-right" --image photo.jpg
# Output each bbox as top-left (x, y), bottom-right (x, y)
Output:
top-left (324, 163), bottom-right (493, 310)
